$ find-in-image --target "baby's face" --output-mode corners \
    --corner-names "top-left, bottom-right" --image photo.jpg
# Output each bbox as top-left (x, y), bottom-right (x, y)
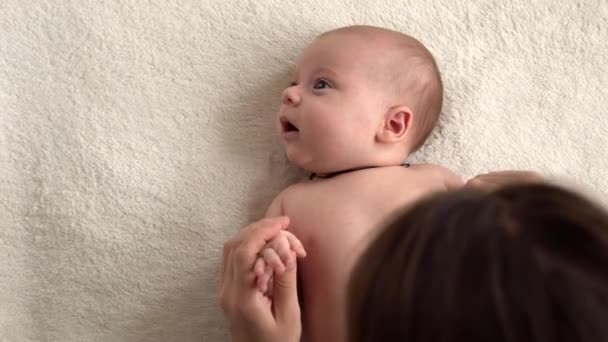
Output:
top-left (277, 33), bottom-right (388, 174)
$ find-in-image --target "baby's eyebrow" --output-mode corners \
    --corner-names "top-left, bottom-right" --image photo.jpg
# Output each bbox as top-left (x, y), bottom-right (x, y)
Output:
top-left (311, 67), bottom-right (338, 78)
top-left (290, 66), bottom-right (338, 82)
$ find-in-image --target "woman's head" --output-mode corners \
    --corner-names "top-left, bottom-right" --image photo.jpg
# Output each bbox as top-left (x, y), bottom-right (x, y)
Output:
top-left (349, 184), bottom-right (608, 342)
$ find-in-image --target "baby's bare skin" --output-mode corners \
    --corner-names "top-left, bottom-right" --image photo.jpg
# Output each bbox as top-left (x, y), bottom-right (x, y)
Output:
top-left (253, 25), bottom-right (454, 342)
top-left (267, 164), bottom-right (462, 341)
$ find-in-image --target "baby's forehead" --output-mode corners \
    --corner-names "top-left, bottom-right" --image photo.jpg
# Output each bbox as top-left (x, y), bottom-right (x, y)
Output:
top-left (294, 33), bottom-right (415, 77)
top-left (299, 33), bottom-right (399, 63)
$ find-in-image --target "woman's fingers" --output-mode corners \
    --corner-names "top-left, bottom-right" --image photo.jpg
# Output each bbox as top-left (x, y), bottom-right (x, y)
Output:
top-left (466, 171), bottom-right (543, 190)
top-left (257, 268), bottom-right (271, 293)
top-left (254, 256), bottom-right (266, 277)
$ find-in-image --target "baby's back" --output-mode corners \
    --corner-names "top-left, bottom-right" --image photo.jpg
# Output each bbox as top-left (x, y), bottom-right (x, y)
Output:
top-left (279, 164), bottom-right (461, 342)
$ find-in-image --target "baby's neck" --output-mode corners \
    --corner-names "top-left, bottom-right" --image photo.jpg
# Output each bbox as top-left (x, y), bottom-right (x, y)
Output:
top-left (309, 162), bottom-right (411, 180)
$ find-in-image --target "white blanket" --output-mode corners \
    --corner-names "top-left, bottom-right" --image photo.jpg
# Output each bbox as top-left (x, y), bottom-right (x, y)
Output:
top-left (1, 0), bottom-right (606, 341)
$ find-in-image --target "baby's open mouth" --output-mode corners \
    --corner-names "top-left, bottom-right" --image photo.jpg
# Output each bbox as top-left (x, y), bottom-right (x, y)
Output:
top-left (281, 117), bottom-right (299, 133)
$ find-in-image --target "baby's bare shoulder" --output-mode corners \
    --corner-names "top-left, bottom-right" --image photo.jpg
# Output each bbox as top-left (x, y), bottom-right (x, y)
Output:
top-left (408, 163), bottom-right (464, 189)
top-left (409, 162), bottom-right (454, 173)
top-left (265, 182), bottom-right (312, 217)
top-left (277, 163), bottom-right (463, 205)
top-left (274, 181), bottom-right (317, 205)
top-left (280, 181), bottom-right (311, 197)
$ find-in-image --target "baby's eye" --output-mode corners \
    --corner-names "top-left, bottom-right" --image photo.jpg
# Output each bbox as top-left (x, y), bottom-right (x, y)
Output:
top-left (312, 79), bottom-right (331, 90)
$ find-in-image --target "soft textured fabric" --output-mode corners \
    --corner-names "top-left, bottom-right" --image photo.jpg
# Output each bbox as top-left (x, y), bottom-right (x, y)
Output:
top-left (1, 1), bottom-right (606, 341)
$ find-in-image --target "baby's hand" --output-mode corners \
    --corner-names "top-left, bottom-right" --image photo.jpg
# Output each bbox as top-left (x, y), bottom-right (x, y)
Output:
top-left (254, 230), bottom-right (306, 295)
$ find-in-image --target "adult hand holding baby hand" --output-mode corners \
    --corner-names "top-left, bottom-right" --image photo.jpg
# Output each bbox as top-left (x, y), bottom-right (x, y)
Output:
top-left (219, 217), bottom-right (304, 342)
top-left (254, 230), bottom-right (307, 294)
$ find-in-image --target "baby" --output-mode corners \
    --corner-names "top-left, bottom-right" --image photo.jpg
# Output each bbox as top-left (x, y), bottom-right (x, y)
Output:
top-left (254, 25), bottom-right (462, 342)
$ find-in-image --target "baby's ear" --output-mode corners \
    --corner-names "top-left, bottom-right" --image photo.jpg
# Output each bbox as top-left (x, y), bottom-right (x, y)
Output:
top-left (376, 106), bottom-right (412, 144)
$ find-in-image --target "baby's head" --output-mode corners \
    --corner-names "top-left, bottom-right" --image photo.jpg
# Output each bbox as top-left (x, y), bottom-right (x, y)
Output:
top-left (277, 25), bottom-right (443, 174)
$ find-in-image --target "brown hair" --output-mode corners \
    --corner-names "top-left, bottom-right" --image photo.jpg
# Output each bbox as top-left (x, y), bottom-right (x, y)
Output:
top-left (349, 184), bottom-right (608, 342)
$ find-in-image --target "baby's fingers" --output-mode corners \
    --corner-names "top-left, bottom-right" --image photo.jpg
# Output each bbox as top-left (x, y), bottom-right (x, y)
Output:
top-left (285, 232), bottom-right (307, 258)
top-left (262, 247), bottom-right (286, 274)
top-left (270, 237), bottom-right (296, 269)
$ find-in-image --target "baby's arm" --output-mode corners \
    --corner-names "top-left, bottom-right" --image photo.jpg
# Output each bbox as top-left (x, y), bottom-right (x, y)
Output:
top-left (255, 193), bottom-right (306, 294)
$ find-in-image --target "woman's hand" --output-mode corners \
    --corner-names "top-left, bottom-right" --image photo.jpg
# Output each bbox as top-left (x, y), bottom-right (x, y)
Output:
top-left (466, 171), bottom-right (543, 191)
top-left (219, 217), bottom-right (304, 342)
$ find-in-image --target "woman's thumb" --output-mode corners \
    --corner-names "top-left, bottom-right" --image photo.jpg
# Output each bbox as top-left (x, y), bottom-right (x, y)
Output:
top-left (272, 252), bottom-right (301, 323)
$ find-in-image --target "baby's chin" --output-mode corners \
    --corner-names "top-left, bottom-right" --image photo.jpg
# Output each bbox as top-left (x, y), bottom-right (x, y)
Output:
top-left (283, 154), bottom-right (314, 173)
top-left (285, 153), bottom-right (354, 175)
top-left (283, 145), bottom-right (377, 174)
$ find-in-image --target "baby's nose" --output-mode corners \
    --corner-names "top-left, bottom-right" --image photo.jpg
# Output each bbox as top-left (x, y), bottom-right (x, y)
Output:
top-left (282, 86), bottom-right (301, 106)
